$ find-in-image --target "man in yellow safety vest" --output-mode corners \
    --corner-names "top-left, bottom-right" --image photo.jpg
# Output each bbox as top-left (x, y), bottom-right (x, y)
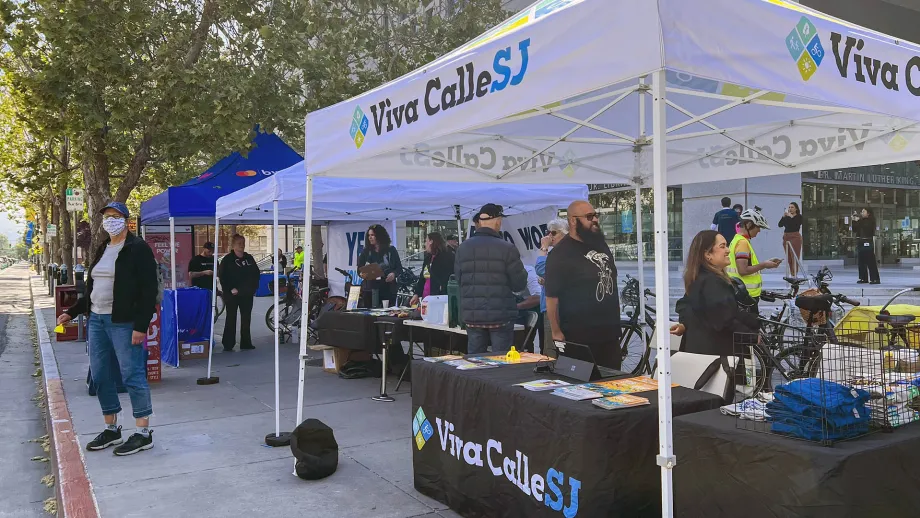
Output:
top-left (727, 207), bottom-right (781, 314)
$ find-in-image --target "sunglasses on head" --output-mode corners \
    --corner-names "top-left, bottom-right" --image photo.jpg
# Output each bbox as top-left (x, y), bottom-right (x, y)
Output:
top-left (549, 230), bottom-right (560, 236)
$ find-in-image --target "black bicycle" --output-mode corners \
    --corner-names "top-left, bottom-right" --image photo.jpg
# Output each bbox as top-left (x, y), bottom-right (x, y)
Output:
top-left (618, 275), bottom-right (655, 375)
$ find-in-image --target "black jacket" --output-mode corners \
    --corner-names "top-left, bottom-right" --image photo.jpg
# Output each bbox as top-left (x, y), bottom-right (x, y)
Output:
top-left (218, 252), bottom-right (261, 298)
top-left (854, 216), bottom-right (876, 239)
top-left (414, 249), bottom-right (455, 297)
top-left (675, 268), bottom-right (760, 356)
top-left (454, 227), bottom-right (528, 325)
top-left (358, 244), bottom-right (402, 297)
top-left (66, 232), bottom-right (159, 333)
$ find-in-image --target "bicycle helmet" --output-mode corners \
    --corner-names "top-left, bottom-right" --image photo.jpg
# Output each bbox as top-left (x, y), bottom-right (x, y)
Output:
top-left (739, 208), bottom-right (771, 230)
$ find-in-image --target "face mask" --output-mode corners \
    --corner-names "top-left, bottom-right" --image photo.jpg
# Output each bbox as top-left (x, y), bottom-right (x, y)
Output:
top-left (102, 217), bottom-right (126, 236)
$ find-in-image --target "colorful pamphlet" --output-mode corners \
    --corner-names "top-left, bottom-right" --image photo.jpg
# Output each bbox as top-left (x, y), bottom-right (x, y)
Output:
top-left (424, 355), bottom-right (464, 363)
top-left (592, 394), bottom-right (651, 410)
top-left (455, 361), bottom-right (500, 370)
top-left (581, 376), bottom-right (672, 397)
top-left (477, 352), bottom-right (552, 364)
top-left (515, 379), bottom-right (572, 392)
top-left (346, 286), bottom-right (361, 310)
top-left (551, 386), bottom-right (604, 401)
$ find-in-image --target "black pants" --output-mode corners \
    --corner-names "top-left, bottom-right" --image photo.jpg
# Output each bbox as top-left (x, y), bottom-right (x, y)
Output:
top-left (857, 239), bottom-right (880, 282)
top-left (223, 294), bottom-right (254, 349)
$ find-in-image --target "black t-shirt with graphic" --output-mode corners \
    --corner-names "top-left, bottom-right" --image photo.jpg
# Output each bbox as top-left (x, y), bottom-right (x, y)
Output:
top-left (188, 254), bottom-right (215, 289)
top-left (544, 235), bottom-right (620, 341)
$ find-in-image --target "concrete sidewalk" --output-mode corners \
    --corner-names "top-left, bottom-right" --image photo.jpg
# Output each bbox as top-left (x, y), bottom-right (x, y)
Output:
top-left (31, 273), bottom-right (455, 518)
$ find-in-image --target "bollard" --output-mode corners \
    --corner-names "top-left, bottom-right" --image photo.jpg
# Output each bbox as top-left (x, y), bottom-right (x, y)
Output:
top-left (372, 321), bottom-right (396, 402)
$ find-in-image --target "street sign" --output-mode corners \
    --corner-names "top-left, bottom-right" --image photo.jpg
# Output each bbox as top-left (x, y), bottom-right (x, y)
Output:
top-left (903, 217), bottom-right (912, 230)
top-left (65, 188), bottom-right (84, 211)
top-left (128, 218), bottom-right (138, 232)
top-left (47, 224), bottom-right (57, 236)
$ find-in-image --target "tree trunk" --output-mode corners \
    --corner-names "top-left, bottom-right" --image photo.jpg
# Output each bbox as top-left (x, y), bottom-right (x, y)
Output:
top-left (311, 225), bottom-right (324, 278)
top-left (57, 190), bottom-right (73, 285)
top-left (37, 197), bottom-right (49, 270)
top-left (82, 133), bottom-right (110, 265)
top-left (50, 195), bottom-right (60, 264)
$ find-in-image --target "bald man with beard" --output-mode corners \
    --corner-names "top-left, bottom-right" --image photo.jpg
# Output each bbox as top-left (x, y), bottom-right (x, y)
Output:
top-left (544, 201), bottom-right (622, 369)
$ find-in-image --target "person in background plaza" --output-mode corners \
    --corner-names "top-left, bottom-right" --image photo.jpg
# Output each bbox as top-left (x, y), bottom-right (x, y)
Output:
top-left (545, 201), bottom-right (622, 369)
top-left (727, 207), bottom-right (781, 315)
top-left (778, 202), bottom-right (804, 277)
top-left (535, 218), bottom-right (569, 357)
top-left (275, 248), bottom-right (287, 273)
top-left (733, 203), bottom-right (743, 216)
top-left (218, 234), bottom-right (260, 351)
top-left (455, 204), bottom-right (528, 354)
top-left (56, 201), bottom-right (158, 456)
top-left (852, 207), bottom-right (880, 284)
top-left (358, 224), bottom-right (403, 307)
top-left (711, 197), bottom-right (740, 244)
top-left (515, 264), bottom-right (542, 353)
top-left (188, 241), bottom-right (215, 289)
top-left (410, 232), bottom-right (454, 306)
top-left (445, 235), bottom-right (459, 253)
top-left (670, 230), bottom-right (760, 356)
top-left (291, 245), bottom-right (304, 275)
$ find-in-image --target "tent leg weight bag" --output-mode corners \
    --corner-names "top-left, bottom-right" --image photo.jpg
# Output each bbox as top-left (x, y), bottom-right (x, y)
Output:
top-left (265, 431), bottom-right (292, 447)
top-left (291, 419), bottom-right (338, 480)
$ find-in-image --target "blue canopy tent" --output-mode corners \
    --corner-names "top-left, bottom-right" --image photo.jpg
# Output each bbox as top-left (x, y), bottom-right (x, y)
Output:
top-left (139, 130), bottom-right (301, 368)
top-left (140, 131), bottom-right (303, 226)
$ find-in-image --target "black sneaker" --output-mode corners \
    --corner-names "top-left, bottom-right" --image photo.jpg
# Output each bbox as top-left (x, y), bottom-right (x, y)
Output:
top-left (86, 426), bottom-right (123, 451)
top-left (857, 280), bottom-right (868, 284)
top-left (240, 344), bottom-right (255, 350)
top-left (113, 432), bottom-right (154, 456)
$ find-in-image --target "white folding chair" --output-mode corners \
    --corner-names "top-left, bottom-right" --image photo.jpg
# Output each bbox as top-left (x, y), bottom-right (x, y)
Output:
top-left (654, 351), bottom-right (738, 403)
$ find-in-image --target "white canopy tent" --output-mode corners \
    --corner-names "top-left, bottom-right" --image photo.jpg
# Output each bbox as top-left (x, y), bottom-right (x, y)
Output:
top-left (298, 0), bottom-right (920, 514)
top-left (209, 165), bottom-right (586, 446)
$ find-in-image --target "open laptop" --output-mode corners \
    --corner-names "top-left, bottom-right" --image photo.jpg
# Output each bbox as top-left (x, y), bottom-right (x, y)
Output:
top-left (554, 341), bottom-right (628, 382)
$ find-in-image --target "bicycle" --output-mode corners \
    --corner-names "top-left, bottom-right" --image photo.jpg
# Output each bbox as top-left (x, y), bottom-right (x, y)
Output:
top-left (395, 266), bottom-right (418, 307)
top-left (745, 289), bottom-right (860, 394)
top-left (618, 274), bottom-right (655, 375)
top-left (266, 270), bottom-right (331, 344)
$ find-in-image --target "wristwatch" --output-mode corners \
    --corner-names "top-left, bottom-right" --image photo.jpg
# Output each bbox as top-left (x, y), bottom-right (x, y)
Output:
top-left (540, 247), bottom-right (549, 252)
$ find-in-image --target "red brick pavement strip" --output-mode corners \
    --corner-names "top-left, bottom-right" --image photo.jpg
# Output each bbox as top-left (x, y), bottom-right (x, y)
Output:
top-left (34, 303), bottom-right (100, 518)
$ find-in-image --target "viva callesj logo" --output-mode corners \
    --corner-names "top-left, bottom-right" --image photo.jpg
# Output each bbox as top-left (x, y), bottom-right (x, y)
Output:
top-left (349, 38), bottom-right (532, 149)
top-left (415, 406), bottom-right (581, 516)
top-left (788, 14), bottom-right (920, 96)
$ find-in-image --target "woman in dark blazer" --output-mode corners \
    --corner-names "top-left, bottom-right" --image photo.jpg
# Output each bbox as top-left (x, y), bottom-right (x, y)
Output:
top-left (671, 230), bottom-right (760, 356)
top-left (358, 224), bottom-right (402, 307)
top-left (410, 232), bottom-right (455, 306)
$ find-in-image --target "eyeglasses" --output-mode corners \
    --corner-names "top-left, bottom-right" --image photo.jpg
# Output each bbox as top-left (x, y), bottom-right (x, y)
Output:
top-left (102, 214), bottom-right (124, 220)
top-left (549, 230), bottom-right (560, 236)
top-left (574, 213), bottom-right (599, 221)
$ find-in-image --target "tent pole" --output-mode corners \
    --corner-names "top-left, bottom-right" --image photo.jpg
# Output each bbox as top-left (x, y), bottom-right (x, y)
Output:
top-left (169, 217), bottom-right (179, 368)
top-left (652, 69), bottom-right (675, 518)
top-left (296, 174), bottom-right (314, 427)
top-left (198, 217), bottom-right (220, 385)
top-left (636, 186), bottom-right (645, 325)
top-left (265, 200), bottom-right (290, 446)
top-left (454, 204), bottom-right (463, 243)
top-left (637, 75), bottom-right (646, 326)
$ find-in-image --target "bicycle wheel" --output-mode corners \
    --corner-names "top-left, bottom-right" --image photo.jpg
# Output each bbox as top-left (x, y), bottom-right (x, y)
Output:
top-left (774, 346), bottom-right (820, 381)
top-left (736, 344), bottom-right (773, 396)
top-left (265, 303), bottom-right (296, 332)
top-left (619, 324), bottom-right (651, 375)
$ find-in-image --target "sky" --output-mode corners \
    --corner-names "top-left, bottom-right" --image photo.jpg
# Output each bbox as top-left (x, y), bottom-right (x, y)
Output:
top-left (0, 209), bottom-right (24, 246)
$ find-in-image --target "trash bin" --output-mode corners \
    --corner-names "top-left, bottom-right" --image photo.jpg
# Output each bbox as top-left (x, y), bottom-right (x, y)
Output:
top-left (447, 275), bottom-right (464, 329)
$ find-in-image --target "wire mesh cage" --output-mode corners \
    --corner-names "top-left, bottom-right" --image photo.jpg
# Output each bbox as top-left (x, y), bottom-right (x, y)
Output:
top-left (725, 321), bottom-right (920, 445)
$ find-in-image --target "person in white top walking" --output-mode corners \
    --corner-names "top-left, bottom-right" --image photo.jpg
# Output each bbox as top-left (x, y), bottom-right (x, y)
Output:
top-left (57, 201), bottom-right (159, 456)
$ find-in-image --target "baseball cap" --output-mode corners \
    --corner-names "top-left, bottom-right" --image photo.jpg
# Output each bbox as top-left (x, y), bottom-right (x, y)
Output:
top-left (473, 203), bottom-right (504, 222)
top-left (99, 201), bottom-right (129, 218)
top-left (203, 241), bottom-right (214, 250)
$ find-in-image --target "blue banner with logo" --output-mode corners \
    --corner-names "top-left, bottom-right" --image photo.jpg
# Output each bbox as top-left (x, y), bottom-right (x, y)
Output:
top-left (161, 288), bottom-right (212, 367)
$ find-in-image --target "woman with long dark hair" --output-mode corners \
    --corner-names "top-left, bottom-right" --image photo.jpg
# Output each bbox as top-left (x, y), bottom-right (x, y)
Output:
top-left (410, 232), bottom-right (454, 306)
top-left (778, 201), bottom-right (803, 277)
top-left (358, 224), bottom-right (403, 307)
top-left (852, 207), bottom-right (880, 284)
top-left (670, 230), bottom-right (760, 356)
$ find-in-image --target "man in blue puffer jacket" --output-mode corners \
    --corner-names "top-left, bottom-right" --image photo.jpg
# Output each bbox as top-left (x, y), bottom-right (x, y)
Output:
top-left (455, 204), bottom-right (528, 354)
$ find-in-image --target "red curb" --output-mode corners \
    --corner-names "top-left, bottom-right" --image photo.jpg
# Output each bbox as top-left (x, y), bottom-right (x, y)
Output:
top-left (33, 278), bottom-right (101, 518)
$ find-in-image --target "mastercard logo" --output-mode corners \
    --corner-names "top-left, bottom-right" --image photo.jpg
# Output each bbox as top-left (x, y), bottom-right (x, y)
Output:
top-left (236, 170), bottom-right (257, 177)
top-left (198, 172), bottom-right (213, 179)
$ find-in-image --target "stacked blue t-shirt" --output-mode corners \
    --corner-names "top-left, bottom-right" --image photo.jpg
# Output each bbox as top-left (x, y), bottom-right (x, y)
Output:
top-left (766, 379), bottom-right (871, 441)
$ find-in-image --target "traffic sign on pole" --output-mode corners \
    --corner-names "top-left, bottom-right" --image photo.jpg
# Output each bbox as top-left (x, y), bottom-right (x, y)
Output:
top-left (47, 224), bottom-right (57, 237)
top-left (65, 188), bottom-right (84, 211)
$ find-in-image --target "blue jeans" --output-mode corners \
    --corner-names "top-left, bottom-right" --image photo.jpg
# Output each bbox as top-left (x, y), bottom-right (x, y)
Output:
top-left (88, 313), bottom-right (153, 419)
top-left (466, 322), bottom-right (514, 354)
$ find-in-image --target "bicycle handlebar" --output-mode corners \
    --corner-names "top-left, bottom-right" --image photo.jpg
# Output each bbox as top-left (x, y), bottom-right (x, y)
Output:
top-left (837, 294), bottom-right (860, 307)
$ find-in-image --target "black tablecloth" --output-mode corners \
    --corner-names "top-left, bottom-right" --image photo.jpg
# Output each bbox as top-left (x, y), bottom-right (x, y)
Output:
top-left (314, 311), bottom-right (407, 352)
top-left (412, 362), bottom-right (722, 518)
top-left (674, 410), bottom-right (920, 518)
